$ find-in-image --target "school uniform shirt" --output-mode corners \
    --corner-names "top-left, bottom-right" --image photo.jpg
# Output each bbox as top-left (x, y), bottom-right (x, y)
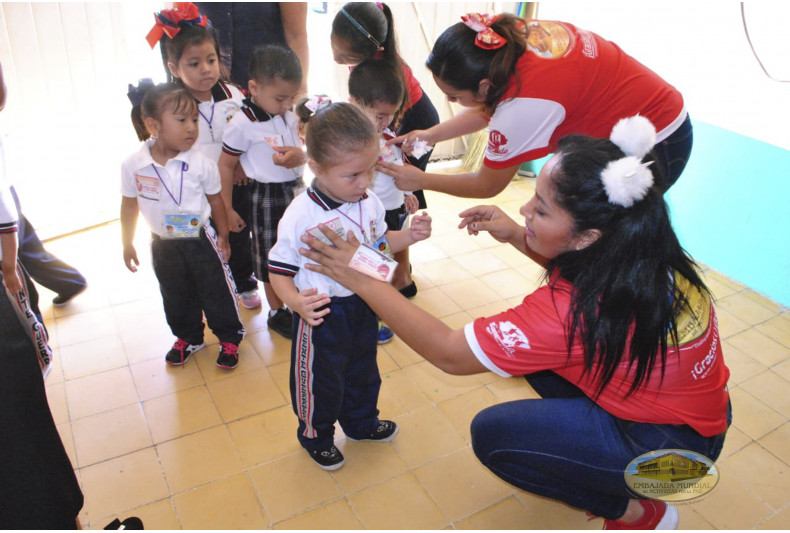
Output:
top-left (221, 98), bottom-right (304, 184)
top-left (268, 182), bottom-right (387, 298)
top-left (370, 129), bottom-right (407, 211)
top-left (194, 81), bottom-right (245, 163)
top-left (120, 140), bottom-right (221, 237)
top-left (465, 273), bottom-right (730, 437)
top-left (484, 20), bottom-right (687, 169)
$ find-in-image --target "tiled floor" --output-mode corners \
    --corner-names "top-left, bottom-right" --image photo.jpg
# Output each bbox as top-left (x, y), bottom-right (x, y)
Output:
top-left (38, 170), bottom-right (790, 529)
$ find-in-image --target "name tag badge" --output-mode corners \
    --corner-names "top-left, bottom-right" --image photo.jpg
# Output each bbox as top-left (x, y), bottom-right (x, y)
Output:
top-left (163, 213), bottom-right (201, 239)
top-left (264, 134), bottom-right (285, 149)
top-left (378, 141), bottom-right (402, 165)
top-left (136, 175), bottom-right (160, 201)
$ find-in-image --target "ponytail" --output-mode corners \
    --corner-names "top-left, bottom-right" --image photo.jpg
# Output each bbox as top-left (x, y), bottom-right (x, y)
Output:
top-left (332, 2), bottom-right (401, 67)
top-left (427, 13), bottom-right (526, 111)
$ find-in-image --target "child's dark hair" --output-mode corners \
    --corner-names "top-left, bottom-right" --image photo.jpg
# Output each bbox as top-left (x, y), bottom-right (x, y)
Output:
top-left (427, 14), bottom-right (526, 111)
top-left (332, 2), bottom-right (401, 66)
top-left (348, 59), bottom-right (405, 108)
top-left (249, 44), bottom-right (302, 84)
top-left (305, 102), bottom-right (377, 167)
top-left (159, 22), bottom-right (225, 84)
top-left (348, 59), bottom-right (405, 126)
top-left (544, 134), bottom-right (709, 398)
top-left (128, 82), bottom-right (197, 141)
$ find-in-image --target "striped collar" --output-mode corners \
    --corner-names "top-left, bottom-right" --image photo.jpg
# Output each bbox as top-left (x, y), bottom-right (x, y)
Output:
top-left (210, 80), bottom-right (235, 102)
top-left (306, 179), bottom-right (368, 211)
top-left (241, 97), bottom-right (272, 122)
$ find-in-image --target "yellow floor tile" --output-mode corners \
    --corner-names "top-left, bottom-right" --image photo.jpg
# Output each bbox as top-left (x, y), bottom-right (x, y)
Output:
top-left (142, 385), bottom-right (223, 444)
top-left (72, 403), bottom-right (152, 467)
top-left (248, 453), bottom-right (344, 524)
top-left (348, 472), bottom-right (449, 529)
top-left (173, 473), bottom-right (267, 529)
top-left (274, 498), bottom-right (363, 530)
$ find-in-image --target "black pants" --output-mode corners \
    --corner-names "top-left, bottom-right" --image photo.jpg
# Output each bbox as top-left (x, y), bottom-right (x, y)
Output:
top-left (151, 228), bottom-right (244, 345)
top-left (212, 181), bottom-right (257, 294)
top-left (0, 266), bottom-right (83, 528)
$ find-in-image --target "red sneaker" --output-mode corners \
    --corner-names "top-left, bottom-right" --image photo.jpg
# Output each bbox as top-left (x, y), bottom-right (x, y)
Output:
top-left (603, 500), bottom-right (678, 530)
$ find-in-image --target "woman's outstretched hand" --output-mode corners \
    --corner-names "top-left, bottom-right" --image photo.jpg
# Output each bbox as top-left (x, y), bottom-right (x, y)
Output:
top-left (376, 161), bottom-right (425, 192)
top-left (299, 224), bottom-right (366, 289)
top-left (458, 205), bottom-right (521, 242)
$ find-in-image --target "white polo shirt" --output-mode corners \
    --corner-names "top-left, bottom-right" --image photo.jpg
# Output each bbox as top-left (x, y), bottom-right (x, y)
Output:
top-left (194, 81), bottom-right (244, 163)
top-left (221, 98), bottom-right (304, 184)
top-left (269, 182), bottom-right (387, 298)
top-left (370, 128), bottom-right (407, 211)
top-left (121, 140), bottom-right (221, 237)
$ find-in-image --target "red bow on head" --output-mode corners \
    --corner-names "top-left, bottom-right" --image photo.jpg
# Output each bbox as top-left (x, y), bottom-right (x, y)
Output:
top-left (146, 2), bottom-right (207, 49)
top-left (461, 13), bottom-right (506, 50)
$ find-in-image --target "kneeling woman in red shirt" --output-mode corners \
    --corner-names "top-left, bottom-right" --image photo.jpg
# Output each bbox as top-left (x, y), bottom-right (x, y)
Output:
top-left (300, 115), bottom-right (730, 530)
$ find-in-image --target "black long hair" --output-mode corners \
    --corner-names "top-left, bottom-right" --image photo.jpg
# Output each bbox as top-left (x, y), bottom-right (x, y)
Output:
top-left (546, 135), bottom-right (709, 397)
top-left (426, 14), bottom-right (526, 111)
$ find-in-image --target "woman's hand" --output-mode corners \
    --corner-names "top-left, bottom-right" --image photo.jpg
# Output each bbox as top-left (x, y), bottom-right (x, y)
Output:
top-left (458, 205), bottom-right (522, 244)
top-left (299, 225), bottom-right (367, 290)
top-left (273, 146), bottom-right (307, 169)
top-left (377, 162), bottom-right (424, 192)
top-left (386, 129), bottom-right (434, 156)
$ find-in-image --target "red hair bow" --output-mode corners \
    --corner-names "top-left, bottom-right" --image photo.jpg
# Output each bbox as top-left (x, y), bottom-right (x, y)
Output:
top-left (146, 2), bottom-right (207, 49)
top-left (461, 13), bottom-right (506, 50)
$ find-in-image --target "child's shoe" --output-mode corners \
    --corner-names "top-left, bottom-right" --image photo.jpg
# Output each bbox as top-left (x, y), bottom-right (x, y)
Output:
top-left (308, 444), bottom-right (345, 471)
top-left (398, 281), bottom-right (417, 298)
top-left (377, 322), bottom-right (393, 344)
top-left (603, 499), bottom-right (678, 530)
top-left (165, 339), bottom-right (205, 366)
top-left (268, 307), bottom-right (293, 338)
top-left (347, 420), bottom-right (399, 442)
top-left (239, 289), bottom-right (262, 309)
top-left (216, 341), bottom-right (240, 370)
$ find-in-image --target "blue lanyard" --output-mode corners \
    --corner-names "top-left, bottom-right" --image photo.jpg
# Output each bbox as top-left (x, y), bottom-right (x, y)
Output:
top-left (198, 101), bottom-right (216, 142)
top-left (335, 202), bottom-right (366, 242)
top-left (151, 162), bottom-right (186, 212)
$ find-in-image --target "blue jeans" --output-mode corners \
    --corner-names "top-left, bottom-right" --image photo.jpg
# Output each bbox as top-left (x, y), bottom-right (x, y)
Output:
top-left (470, 371), bottom-right (729, 520)
top-left (652, 114), bottom-right (693, 190)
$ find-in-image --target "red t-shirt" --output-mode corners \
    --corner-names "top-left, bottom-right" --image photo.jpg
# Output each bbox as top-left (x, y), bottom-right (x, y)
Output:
top-left (464, 274), bottom-right (730, 437)
top-left (484, 20), bottom-right (686, 169)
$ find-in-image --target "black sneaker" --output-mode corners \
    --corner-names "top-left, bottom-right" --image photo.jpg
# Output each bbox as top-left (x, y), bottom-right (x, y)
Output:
top-left (52, 284), bottom-right (87, 307)
top-left (165, 339), bottom-right (205, 366)
top-left (347, 420), bottom-right (399, 442)
top-left (216, 341), bottom-right (239, 369)
top-left (398, 281), bottom-right (417, 298)
top-left (267, 308), bottom-right (293, 338)
top-left (308, 444), bottom-right (345, 471)
top-left (104, 516), bottom-right (144, 529)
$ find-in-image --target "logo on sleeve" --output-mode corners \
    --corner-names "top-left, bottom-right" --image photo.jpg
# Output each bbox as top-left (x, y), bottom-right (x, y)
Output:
top-left (488, 130), bottom-right (509, 156)
top-left (486, 321), bottom-right (530, 357)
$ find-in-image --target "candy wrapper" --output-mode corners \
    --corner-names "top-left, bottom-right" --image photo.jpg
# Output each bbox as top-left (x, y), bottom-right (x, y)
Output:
top-left (410, 138), bottom-right (432, 159)
top-left (348, 243), bottom-right (397, 283)
top-left (306, 217), bottom-right (346, 246)
top-left (379, 139), bottom-right (403, 165)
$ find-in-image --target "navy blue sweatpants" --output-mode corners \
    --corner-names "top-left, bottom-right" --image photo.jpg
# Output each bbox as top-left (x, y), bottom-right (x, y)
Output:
top-left (290, 294), bottom-right (382, 452)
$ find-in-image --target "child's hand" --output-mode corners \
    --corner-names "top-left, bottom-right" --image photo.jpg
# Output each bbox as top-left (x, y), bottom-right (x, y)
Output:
top-left (123, 244), bottom-right (139, 273)
top-left (233, 163), bottom-right (249, 186)
top-left (292, 287), bottom-right (331, 326)
top-left (272, 146), bottom-right (307, 169)
top-left (409, 211), bottom-right (432, 243)
top-left (217, 235), bottom-right (231, 263)
top-left (1, 260), bottom-right (22, 294)
top-left (404, 193), bottom-right (418, 214)
top-left (227, 208), bottom-right (246, 233)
